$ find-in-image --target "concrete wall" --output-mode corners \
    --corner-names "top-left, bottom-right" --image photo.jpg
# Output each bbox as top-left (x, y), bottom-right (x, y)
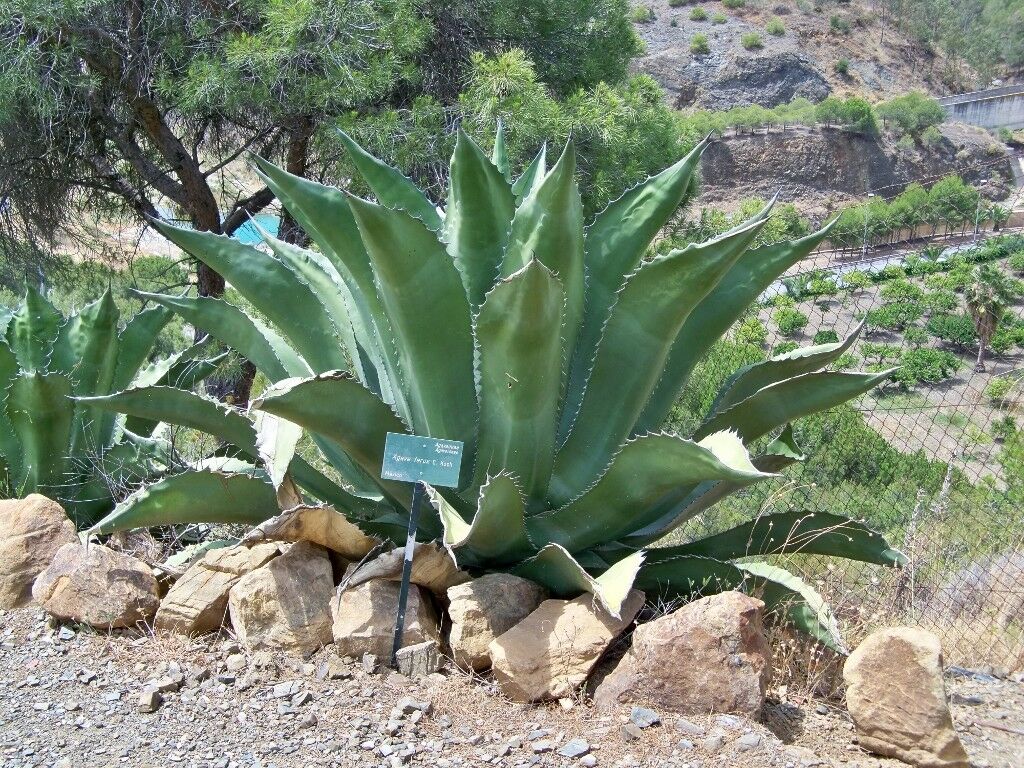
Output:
top-left (938, 85), bottom-right (1024, 130)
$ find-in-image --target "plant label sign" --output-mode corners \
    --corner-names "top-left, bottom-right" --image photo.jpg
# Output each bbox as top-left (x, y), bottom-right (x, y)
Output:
top-left (380, 432), bottom-right (463, 488)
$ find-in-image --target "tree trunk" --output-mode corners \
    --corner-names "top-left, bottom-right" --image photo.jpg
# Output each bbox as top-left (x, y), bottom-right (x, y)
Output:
top-left (277, 116), bottom-right (314, 247)
top-left (975, 340), bottom-right (986, 372)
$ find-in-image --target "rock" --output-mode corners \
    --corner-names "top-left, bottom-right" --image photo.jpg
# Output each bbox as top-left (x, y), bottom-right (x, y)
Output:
top-left (675, 718), bottom-right (704, 736)
top-left (621, 723), bottom-right (643, 742)
top-left (703, 733), bottom-right (726, 753)
top-left (345, 542), bottom-right (469, 596)
top-left (446, 574), bottom-right (546, 671)
top-left (594, 591), bottom-right (769, 715)
top-left (241, 505), bottom-right (376, 560)
top-left (843, 627), bottom-right (970, 768)
top-left (488, 590), bottom-right (645, 702)
top-left (735, 733), bottom-right (762, 751)
top-left (361, 653), bottom-right (378, 674)
top-left (630, 706), bottom-right (660, 729)
top-left (558, 738), bottom-right (590, 758)
top-left (332, 579), bottom-right (440, 659)
top-left (395, 640), bottom-right (442, 679)
top-left (0, 495), bottom-right (78, 608)
top-left (137, 689), bottom-right (162, 713)
top-left (155, 543), bottom-right (280, 636)
top-left (227, 541), bottom-right (334, 654)
top-left (32, 543), bottom-right (159, 629)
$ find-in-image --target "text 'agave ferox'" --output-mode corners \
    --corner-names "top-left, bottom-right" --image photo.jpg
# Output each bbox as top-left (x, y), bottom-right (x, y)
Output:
top-left (86, 127), bottom-right (903, 650)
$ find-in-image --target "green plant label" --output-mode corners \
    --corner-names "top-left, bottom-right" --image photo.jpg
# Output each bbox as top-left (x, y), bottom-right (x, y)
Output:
top-left (380, 432), bottom-right (464, 487)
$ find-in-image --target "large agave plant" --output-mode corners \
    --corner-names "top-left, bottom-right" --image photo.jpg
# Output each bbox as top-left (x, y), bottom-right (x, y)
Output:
top-left (88, 129), bottom-right (903, 648)
top-left (0, 287), bottom-right (219, 525)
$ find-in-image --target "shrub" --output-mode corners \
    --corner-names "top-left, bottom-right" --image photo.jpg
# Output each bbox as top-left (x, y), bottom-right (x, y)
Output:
top-left (722, 0), bottom-right (745, 8)
top-left (986, 377), bottom-right (1014, 404)
top-left (690, 6), bottom-right (708, 20)
top-left (833, 352), bottom-right (857, 370)
top-left (923, 289), bottom-right (959, 314)
top-left (1008, 251), bottom-right (1024, 275)
top-left (741, 32), bottom-right (763, 49)
top-left (690, 33), bottom-right (711, 54)
top-left (772, 340), bottom-right (800, 356)
top-left (993, 415), bottom-right (1017, 441)
top-left (813, 329), bottom-right (840, 344)
top-left (735, 316), bottom-right (768, 347)
top-left (880, 279), bottom-right (925, 303)
top-left (876, 92), bottom-right (946, 137)
top-left (834, 58), bottom-right (850, 76)
top-left (927, 313), bottom-right (977, 346)
top-left (711, 12), bottom-right (727, 23)
top-left (865, 302), bottom-right (924, 331)
top-left (670, 17), bottom-right (679, 26)
top-left (921, 125), bottom-right (942, 146)
top-left (843, 270), bottom-right (872, 291)
top-left (991, 316), bottom-right (1024, 355)
top-left (861, 343), bottom-right (902, 364)
top-left (775, 306), bottom-right (810, 336)
top-left (766, 18), bottom-right (785, 35)
top-left (830, 14), bottom-right (850, 33)
top-left (893, 348), bottom-right (960, 388)
top-left (669, 0), bottom-right (686, 6)
top-left (903, 326), bottom-right (929, 347)
top-left (631, 6), bottom-right (655, 22)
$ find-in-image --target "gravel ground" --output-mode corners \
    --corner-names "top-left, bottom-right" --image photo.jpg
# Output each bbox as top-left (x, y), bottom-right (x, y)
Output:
top-left (1, 608), bottom-right (1021, 768)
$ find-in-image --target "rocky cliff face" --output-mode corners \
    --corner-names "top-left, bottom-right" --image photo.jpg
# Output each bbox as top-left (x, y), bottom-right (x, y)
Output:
top-left (699, 123), bottom-right (1015, 212)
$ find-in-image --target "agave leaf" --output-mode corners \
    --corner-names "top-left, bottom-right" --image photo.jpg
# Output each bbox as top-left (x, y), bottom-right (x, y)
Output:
top-left (501, 140), bottom-right (583, 383)
top-left (337, 129), bottom-right (443, 230)
top-left (694, 370), bottom-right (895, 443)
top-left (253, 372), bottom-right (410, 505)
top-left (251, 157), bottom-right (404, 416)
top-left (443, 129), bottom-right (516, 307)
top-left (473, 260), bottom-right (564, 499)
top-left (6, 286), bottom-right (62, 372)
top-left (426, 474), bottom-right (532, 567)
top-left (551, 210), bottom-right (771, 503)
top-left (633, 554), bottom-right (746, 599)
top-left (637, 223), bottom-right (835, 433)
top-left (6, 371), bottom-right (73, 492)
top-left (491, 120), bottom-right (511, 182)
top-left (709, 323), bottom-right (864, 418)
top-left (136, 292), bottom-right (310, 380)
top-left (510, 143), bottom-right (546, 203)
top-left (51, 291), bottom-right (121, 457)
top-left (241, 504), bottom-right (378, 560)
top-left (564, 139), bottom-right (707, 427)
top-left (515, 543), bottom-right (645, 618)
top-left (739, 561), bottom-right (847, 653)
top-left (532, 432), bottom-right (771, 553)
top-left (0, 342), bottom-right (23, 481)
top-left (112, 305), bottom-right (172, 391)
top-left (149, 220), bottom-right (347, 373)
top-left (89, 468), bottom-right (280, 535)
top-left (253, 411), bottom-right (302, 491)
top-left (649, 511), bottom-right (906, 566)
top-left (347, 195), bottom-right (477, 446)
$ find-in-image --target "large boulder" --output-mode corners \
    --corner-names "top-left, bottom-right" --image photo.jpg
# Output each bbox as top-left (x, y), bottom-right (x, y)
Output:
top-left (594, 591), bottom-right (770, 715)
top-left (32, 543), bottom-right (159, 629)
top-left (0, 495), bottom-right (78, 609)
top-left (489, 590), bottom-right (645, 702)
top-left (227, 541), bottom-right (334, 654)
top-left (155, 543), bottom-right (281, 636)
top-left (447, 574), bottom-right (547, 671)
top-left (332, 578), bottom-right (440, 659)
top-left (843, 627), bottom-right (970, 768)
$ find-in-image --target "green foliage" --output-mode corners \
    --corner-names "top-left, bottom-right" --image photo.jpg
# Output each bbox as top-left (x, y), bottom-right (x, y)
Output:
top-left (735, 316), bottom-right (769, 347)
top-left (775, 306), bottom-right (810, 337)
top-left (829, 14), bottom-right (851, 34)
top-left (990, 314), bottom-right (1024, 355)
top-left (772, 341), bottom-right (800, 356)
top-left (690, 6), bottom-right (708, 20)
top-left (712, 12), bottom-right (727, 23)
top-left (741, 32), bottom-right (763, 50)
top-left (877, 93), bottom-right (947, 138)
top-left (923, 289), bottom-right (959, 314)
top-left (631, 5), bottom-right (655, 22)
top-left (813, 329), bottom-right (840, 345)
top-left (865, 302), bottom-right (924, 331)
top-left (880, 279), bottom-right (925, 303)
top-left (986, 376), bottom-right (1015, 404)
top-left (691, 33), bottom-right (711, 54)
top-left (861, 343), bottom-right (902, 364)
top-left (992, 414), bottom-right (1017, 441)
top-left (893, 348), bottom-right (960, 389)
top-left (814, 96), bottom-right (878, 135)
top-left (766, 18), bottom-right (786, 35)
top-left (843, 271), bottom-right (872, 291)
top-left (669, 0), bottom-right (686, 6)
top-left (903, 326), bottom-right (930, 347)
top-left (91, 133), bottom-right (898, 646)
top-left (834, 58), bottom-right (850, 76)
top-left (927, 313), bottom-right (978, 346)
top-left (722, 0), bottom-right (745, 7)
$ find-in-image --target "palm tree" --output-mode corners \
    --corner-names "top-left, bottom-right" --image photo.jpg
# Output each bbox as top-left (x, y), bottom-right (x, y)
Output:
top-left (965, 265), bottom-right (1017, 372)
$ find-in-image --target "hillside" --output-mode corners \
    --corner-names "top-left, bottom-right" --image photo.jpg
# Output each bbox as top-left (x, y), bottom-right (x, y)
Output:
top-left (633, 0), bottom-right (972, 110)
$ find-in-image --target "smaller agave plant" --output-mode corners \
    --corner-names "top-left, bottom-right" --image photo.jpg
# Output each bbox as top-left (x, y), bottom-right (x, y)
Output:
top-left (86, 127), bottom-right (904, 650)
top-left (0, 287), bottom-right (219, 526)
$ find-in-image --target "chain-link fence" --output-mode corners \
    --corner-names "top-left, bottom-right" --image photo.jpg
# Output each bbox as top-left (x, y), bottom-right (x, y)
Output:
top-left (672, 221), bottom-right (1024, 670)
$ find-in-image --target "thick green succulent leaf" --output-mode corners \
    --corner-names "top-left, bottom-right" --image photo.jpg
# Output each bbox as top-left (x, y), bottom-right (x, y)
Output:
top-left (637, 223), bottom-right (835, 433)
top-left (427, 474), bottom-right (532, 567)
top-left (650, 511), bottom-right (906, 566)
top-left (0, 342), bottom-right (23, 481)
top-left (112, 306), bottom-right (172, 392)
top-left (337, 129), bottom-right (442, 230)
top-left (501, 140), bottom-right (583, 383)
top-left (89, 469), bottom-right (280, 535)
top-left (473, 260), bottom-right (564, 500)
top-left (565, 140), bottom-right (707, 425)
top-left (6, 371), bottom-right (73, 492)
top-left (551, 211), bottom-right (770, 503)
top-left (694, 370), bottom-right (895, 443)
top-left (51, 291), bottom-right (121, 457)
top-left (619, 425), bottom-right (806, 548)
top-left (532, 432), bottom-right (771, 553)
top-left (443, 129), bottom-right (516, 307)
top-left (253, 411), bottom-right (301, 491)
top-left (710, 323), bottom-right (864, 418)
top-left (6, 286), bottom-right (62, 372)
top-left (149, 220), bottom-right (346, 373)
top-left (136, 293), bottom-right (309, 381)
top-left (633, 555), bottom-right (745, 599)
top-left (739, 561), bottom-right (847, 653)
top-left (492, 120), bottom-right (511, 182)
top-left (253, 372), bottom-right (409, 504)
top-left (515, 543), bottom-right (645, 618)
top-left (511, 143), bottom-right (546, 203)
top-left (347, 196), bottom-right (477, 446)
